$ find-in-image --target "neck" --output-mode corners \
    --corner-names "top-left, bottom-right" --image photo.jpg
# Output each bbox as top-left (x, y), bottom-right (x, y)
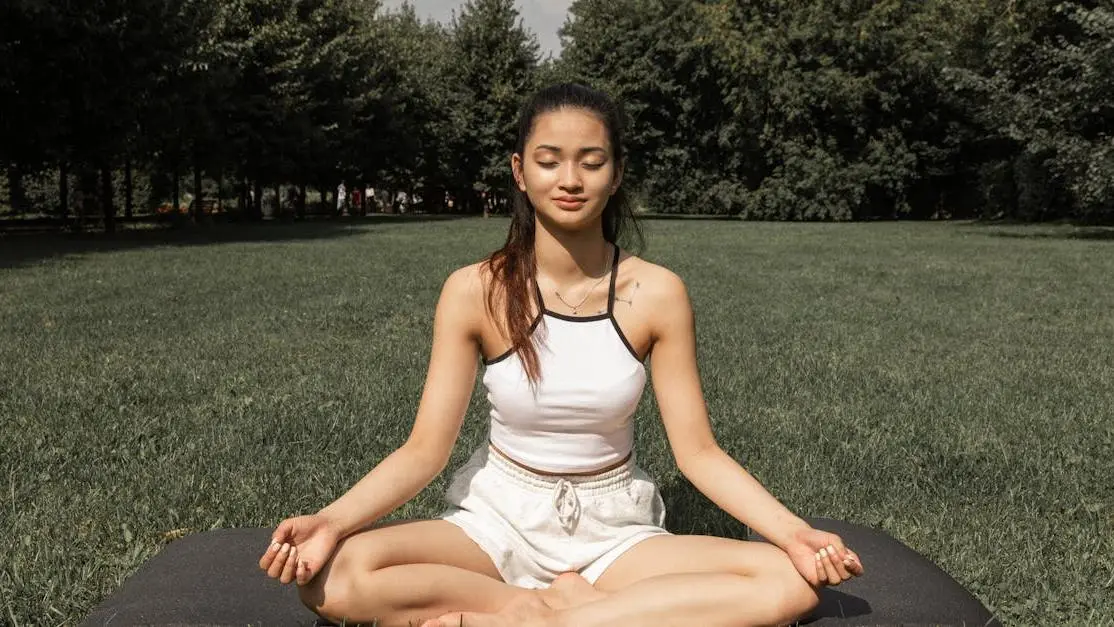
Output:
top-left (533, 218), bottom-right (611, 286)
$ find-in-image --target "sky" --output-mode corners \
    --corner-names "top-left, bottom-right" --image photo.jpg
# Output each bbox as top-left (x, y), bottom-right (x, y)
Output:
top-left (379, 0), bottom-right (573, 58)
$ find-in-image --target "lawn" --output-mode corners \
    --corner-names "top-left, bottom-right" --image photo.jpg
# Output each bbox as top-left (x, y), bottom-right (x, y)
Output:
top-left (1, 218), bottom-right (1111, 626)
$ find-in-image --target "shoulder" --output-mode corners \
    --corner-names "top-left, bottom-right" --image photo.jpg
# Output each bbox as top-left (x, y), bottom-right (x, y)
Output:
top-left (442, 261), bottom-right (488, 300)
top-left (436, 261), bottom-right (491, 332)
top-left (618, 252), bottom-right (693, 336)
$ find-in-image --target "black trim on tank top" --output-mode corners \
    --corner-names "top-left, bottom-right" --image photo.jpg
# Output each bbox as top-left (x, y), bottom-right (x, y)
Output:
top-left (481, 314), bottom-right (543, 365)
top-left (484, 243), bottom-right (644, 365)
top-left (609, 316), bottom-right (644, 363)
top-left (531, 243), bottom-right (619, 323)
top-left (605, 242), bottom-right (645, 362)
top-left (606, 241), bottom-right (620, 316)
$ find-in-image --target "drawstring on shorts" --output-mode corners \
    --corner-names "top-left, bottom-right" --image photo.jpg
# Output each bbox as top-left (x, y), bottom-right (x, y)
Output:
top-left (486, 444), bottom-right (635, 536)
top-left (552, 478), bottom-right (581, 533)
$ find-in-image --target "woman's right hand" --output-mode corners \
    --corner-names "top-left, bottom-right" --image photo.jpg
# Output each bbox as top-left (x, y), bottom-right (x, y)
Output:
top-left (258, 514), bottom-right (342, 586)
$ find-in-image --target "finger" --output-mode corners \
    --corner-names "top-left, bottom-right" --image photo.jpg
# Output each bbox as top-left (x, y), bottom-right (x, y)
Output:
top-left (814, 551), bottom-right (828, 587)
top-left (272, 519), bottom-right (294, 545)
top-left (258, 539), bottom-right (282, 570)
top-left (280, 546), bottom-right (298, 584)
top-left (845, 549), bottom-right (865, 576)
top-left (296, 560), bottom-right (307, 585)
top-left (826, 536), bottom-right (847, 561)
top-left (818, 547), bottom-right (840, 585)
top-left (825, 543), bottom-right (853, 580)
top-left (268, 543), bottom-right (291, 579)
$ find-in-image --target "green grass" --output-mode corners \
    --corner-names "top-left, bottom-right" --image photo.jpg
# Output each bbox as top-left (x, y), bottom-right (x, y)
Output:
top-left (1, 218), bottom-right (1112, 626)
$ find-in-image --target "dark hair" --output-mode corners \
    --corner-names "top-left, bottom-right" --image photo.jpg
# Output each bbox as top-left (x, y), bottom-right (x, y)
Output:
top-left (482, 83), bottom-right (644, 385)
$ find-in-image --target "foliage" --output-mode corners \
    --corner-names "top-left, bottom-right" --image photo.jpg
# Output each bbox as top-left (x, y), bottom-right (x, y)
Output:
top-left (1, 0), bottom-right (1111, 223)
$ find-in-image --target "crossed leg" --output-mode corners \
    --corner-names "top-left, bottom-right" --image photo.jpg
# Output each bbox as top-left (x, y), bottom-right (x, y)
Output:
top-left (298, 519), bottom-right (574, 627)
top-left (425, 534), bottom-right (820, 627)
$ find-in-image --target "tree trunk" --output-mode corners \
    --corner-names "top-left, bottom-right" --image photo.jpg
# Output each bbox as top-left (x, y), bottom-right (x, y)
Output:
top-left (192, 151), bottom-right (203, 224)
top-left (238, 177), bottom-right (247, 215)
top-left (273, 184), bottom-right (281, 219)
top-left (216, 170), bottom-right (223, 213)
top-left (252, 179), bottom-right (262, 220)
top-left (172, 161), bottom-right (180, 217)
top-left (58, 162), bottom-right (69, 222)
top-left (101, 164), bottom-right (116, 234)
top-left (78, 167), bottom-right (97, 233)
top-left (297, 184), bottom-right (306, 220)
top-left (124, 158), bottom-right (133, 219)
top-left (6, 162), bottom-right (26, 214)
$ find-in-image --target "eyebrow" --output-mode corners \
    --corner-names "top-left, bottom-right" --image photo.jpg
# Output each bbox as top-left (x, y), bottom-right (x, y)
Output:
top-left (533, 145), bottom-right (608, 156)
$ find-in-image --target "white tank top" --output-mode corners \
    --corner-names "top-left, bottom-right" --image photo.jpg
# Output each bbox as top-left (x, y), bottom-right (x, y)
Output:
top-left (482, 243), bottom-right (647, 474)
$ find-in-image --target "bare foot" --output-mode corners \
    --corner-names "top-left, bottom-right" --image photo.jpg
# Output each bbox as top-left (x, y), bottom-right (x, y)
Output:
top-left (542, 572), bottom-right (607, 610)
top-left (421, 592), bottom-right (557, 627)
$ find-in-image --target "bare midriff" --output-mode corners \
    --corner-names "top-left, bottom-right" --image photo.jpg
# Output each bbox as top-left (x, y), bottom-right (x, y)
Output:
top-left (489, 442), bottom-right (632, 477)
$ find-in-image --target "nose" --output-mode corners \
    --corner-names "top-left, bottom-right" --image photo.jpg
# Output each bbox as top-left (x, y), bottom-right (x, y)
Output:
top-left (558, 161), bottom-right (582, 192)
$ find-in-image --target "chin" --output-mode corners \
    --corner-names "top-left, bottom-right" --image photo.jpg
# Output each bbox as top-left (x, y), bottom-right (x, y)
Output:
top-left (544, 208), bottom-right (603, 232)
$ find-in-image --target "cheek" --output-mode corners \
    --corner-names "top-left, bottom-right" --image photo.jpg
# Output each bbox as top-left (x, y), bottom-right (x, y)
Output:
top-left (523, 164), bottom-right (558, 190)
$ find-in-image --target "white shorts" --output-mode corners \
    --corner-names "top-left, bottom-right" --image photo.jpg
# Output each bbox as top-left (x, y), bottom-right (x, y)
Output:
top-left (440, 444), bottom-right (671, 589)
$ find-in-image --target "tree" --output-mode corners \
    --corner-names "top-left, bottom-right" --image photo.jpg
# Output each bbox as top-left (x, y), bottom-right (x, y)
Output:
top-left (946, 1), bottom-right (1114, 221)
top-left (451, 0), bottom-right (540, 213)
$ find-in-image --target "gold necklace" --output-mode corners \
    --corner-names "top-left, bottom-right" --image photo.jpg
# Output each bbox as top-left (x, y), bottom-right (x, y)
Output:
top-left (552, 248), bottom-right (613, 315)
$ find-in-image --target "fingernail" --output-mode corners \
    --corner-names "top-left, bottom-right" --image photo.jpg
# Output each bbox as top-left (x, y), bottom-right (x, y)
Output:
top-left (815, 552), bottom-right (822, 561)
top-left (819, 548), bottom-right (827, 558)
top-left (280, 543), bottom-right (290, 553)
top-left (828, 544), bottom-right (837, 555)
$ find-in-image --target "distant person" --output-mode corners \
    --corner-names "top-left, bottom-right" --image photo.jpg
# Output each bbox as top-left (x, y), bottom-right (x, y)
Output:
top-left (336, 182), bottom-right (347, 215)
top-left (351, 187), bottom-right (362, 215)
top-left (260, 83), bottom-right (862, 627)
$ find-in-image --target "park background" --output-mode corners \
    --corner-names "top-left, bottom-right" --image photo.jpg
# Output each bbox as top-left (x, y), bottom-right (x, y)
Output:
top-left (1, 1), bottom-right (1112, 626)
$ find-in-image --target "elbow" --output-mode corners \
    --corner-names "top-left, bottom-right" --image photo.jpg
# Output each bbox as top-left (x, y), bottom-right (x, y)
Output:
top-left (675, 441), bottom-right (722, 478)
top-left (399, 437), bottom-right (453, 477)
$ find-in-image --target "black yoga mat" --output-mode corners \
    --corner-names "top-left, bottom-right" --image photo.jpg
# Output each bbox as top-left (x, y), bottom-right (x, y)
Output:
top-left (82, 518), bottom-right (999, 626)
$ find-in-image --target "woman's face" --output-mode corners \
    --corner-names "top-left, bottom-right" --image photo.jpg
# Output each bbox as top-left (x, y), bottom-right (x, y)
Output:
top-left (512, 107), bottom-right (622, 232)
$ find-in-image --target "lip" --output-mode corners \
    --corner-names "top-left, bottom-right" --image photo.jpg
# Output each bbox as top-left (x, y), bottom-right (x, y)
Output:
top-left (553, 196), bottom-right (588, 209)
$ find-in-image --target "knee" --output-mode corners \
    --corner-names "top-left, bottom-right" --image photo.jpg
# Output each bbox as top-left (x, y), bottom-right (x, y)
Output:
top-left (766, 565), bottom-right (819, 623)
top-left (298, 545), bottom-right (386, 623)
top-left (298, 569), bottom-right (353, 624)
top-left (755, 553), bottom-right (819, 624)
top-left (777, 576), bottom-right (820, 623)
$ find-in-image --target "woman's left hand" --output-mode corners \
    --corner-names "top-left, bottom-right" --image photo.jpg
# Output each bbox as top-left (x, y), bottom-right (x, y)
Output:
top-left (783, 526), bottom-right (865, 588)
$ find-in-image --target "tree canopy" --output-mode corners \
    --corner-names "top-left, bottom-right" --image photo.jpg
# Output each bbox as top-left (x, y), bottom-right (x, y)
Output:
top-left (2, 0), bottom-right (1110, 227)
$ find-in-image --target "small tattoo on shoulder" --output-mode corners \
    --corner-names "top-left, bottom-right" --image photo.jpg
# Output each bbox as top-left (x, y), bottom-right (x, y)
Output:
top-left (615, 281), bottom-right (640, 308)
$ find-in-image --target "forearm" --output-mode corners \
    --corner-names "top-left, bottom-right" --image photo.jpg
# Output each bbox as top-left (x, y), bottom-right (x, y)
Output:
top-left (317, 443), bottom-right (445, 538)
top-left (679, 446), bottom-right (809, 549)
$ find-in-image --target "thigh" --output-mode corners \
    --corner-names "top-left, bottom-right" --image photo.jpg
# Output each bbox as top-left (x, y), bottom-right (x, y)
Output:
top-left (592, 533), bottom-right (799, 592)
top-left (322, 518), bottom-right (502, 581)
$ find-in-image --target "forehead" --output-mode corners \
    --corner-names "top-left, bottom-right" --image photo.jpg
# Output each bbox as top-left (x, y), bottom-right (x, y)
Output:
top-left (527, 107), bottom-right (610, 152)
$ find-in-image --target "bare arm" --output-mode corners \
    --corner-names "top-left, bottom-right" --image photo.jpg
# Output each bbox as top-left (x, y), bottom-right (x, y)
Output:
top-left (317, 265), bottom-right (484, 538)
top-left (647, 270), bottom-right (809, 549)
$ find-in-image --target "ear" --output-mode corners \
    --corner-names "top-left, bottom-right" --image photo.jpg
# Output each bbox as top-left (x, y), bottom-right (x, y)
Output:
top-left (511, 154), bottom-right (527, 192)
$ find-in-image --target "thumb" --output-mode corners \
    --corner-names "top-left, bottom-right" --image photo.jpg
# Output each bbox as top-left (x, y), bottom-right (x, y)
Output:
top-left (272, 517), bottom-right (297, 545)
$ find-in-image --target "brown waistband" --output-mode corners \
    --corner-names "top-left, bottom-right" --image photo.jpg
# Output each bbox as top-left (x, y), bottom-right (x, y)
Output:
top-left (488, 441), bottom-right (633, 477)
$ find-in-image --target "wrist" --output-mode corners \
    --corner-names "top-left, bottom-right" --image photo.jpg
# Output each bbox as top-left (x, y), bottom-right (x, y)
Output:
top-left (316, 506), bottom-right (355, 539)
top-left (767, 518), bottom-right (813, 550)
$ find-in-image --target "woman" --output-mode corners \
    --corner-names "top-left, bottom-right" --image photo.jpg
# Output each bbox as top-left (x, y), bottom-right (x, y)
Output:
top-left (259, 83), bottom-right (864, 627)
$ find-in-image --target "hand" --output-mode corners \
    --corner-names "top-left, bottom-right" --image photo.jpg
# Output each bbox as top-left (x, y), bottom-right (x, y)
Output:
top-left (783, 526), bottom-right (864, 588)
top-left (258, 514), bottom-right (342, 586)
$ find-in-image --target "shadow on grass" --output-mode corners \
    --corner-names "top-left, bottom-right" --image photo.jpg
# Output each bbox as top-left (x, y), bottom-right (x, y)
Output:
top-left (0, 214), bottom-right (472, 270)
top-left (960, 222), bottom-right (1114, 242)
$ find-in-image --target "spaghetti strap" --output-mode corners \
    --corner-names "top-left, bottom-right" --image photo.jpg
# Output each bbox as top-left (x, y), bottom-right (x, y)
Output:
top-left (606, 242), bottom-right (620, 315)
